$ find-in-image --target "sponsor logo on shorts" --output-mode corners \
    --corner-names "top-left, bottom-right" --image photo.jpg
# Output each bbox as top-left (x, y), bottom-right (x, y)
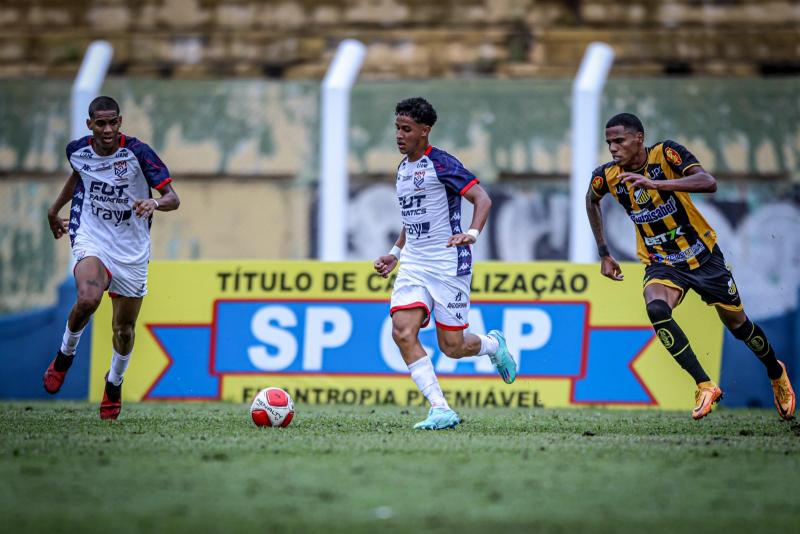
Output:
top-left (727, 278), bottom-right (737, 295)
top-left (630, 196), bottom-right (678, 224)
top-left (657, 328), bottom-right (674, 349)
top-left (644, 226), bottom-right (684, 246)
top-left (665, 147), bottom-right (682, 166)
top-left (649, 240), bottom-right (706, 264)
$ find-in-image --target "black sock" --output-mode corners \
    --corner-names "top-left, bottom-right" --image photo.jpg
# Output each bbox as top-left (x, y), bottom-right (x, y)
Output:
top-left (53, 351), bottom-right (75, 372)
top-left (646, 299), bottom-right (710, 384)
top-left (730, 319), bottom-right (783, 380)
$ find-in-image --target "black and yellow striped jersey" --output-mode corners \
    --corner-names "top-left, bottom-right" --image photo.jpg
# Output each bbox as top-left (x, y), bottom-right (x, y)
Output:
top-left (589, 140), bottom-right (717, 270)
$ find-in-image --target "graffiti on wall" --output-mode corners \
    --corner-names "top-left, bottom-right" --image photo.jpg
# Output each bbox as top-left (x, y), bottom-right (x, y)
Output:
top-left (344, 182), bottom-right (800, 321)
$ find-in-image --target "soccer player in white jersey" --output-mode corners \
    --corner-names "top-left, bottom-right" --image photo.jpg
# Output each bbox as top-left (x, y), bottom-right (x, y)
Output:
top-left (374, 97), bottom-right (518, 430)
top-left (43, 96), bottom-right (179, 420)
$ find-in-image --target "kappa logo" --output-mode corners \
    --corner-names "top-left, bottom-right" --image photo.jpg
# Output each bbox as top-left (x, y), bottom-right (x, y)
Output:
top-left (455, 313), bottom-right (463, 321)
top-left (450, 212), bottom-right (461, 222)
top-left (458, 249), bottom-right (470, 258)
top-left (114, 160), bottom-right (128, 178)
top-left (81, 164), bottom-right (91, 171)
top-left (665, 147), bottom-right (682, 166)
top-left (118, 149), bottom-right (128, 157)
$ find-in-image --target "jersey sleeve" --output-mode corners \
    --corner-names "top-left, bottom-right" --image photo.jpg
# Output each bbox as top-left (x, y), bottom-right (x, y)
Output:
top-left (589, 165), bottom-right (609, 198)
top-left (432, 152), bottom-right (479, 196)
top-left (662, 140), bottom-right (700, 176)
top-left (65, 137), bottom-right (89, 172)
top-left (131, 140), bottom-right (172, 190)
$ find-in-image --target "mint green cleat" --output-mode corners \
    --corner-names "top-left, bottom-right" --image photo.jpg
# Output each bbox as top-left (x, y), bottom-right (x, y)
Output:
top-left (487, 329), bottom-right (517, 384)
top-left (413, 407), bottom-right (461, 430)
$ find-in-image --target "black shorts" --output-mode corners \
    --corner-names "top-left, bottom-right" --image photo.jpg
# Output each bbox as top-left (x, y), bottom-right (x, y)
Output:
top-left (643, 245), bottom-right (743, 311)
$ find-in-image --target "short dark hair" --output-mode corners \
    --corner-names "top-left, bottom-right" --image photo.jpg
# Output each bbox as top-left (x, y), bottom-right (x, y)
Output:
top-left (605, 113), bottom-right (644, 134)
top-left (88, 96), bottom-right (120, 119)
top-left (395, 97), bottom-right (437, 127)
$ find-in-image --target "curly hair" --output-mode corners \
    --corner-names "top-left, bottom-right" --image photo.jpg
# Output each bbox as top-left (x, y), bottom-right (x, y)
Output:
top-left (395, 97), bottom-right (437, 127)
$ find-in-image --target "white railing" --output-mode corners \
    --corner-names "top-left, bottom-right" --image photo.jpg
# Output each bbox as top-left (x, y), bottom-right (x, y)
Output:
top-left (568, 42), bottom-right (614, 263)
top-left (70, 41), bottom-right (113, 141)
top-left (318, 39), bottom-right (367, 261)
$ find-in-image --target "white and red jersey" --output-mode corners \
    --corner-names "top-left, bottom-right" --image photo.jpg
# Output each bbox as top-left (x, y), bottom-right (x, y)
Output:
top-left (395, 145), bottom-right (478, 277)
top-left (66, 134), bottom-right (171, 266)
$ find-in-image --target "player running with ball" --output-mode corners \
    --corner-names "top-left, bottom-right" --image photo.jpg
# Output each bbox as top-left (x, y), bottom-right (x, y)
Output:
top-left (374, 97), bottom-right (517, 430)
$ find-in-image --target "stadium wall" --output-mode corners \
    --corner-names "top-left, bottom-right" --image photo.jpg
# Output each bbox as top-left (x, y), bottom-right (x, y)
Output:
top-left (1, 78), bottom-right (798, 179)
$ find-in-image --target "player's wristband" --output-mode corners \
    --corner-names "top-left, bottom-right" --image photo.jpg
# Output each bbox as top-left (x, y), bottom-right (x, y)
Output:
top-left (598, 244), bottom-right (610, 258)
top-left (153, 199), bottom-right (159, 210)
top-left (388, 245), bottom-right (402, 259)
top-left (466, 228), bottom-right (480, 240)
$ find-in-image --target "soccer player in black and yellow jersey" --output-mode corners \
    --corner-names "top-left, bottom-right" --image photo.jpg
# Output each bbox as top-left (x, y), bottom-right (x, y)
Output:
top-left (586, 113), bottom-right (795, 420)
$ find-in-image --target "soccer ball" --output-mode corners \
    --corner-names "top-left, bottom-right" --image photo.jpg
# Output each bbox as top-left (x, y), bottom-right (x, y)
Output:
top-left (250, 387), bottom-right (295, 428)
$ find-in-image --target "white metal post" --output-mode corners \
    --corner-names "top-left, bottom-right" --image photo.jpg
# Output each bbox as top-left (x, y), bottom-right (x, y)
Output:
top-left (568, 42), bottom-right (614, 263)
top-left (318, 39), bottom-right (366, 261)
top-left (71, 41), bottom-right (113, 141)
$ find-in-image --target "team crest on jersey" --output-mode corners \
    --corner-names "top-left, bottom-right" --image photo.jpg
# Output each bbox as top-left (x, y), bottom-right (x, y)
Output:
top-left (591, 176), bottom-right (604, 190)
top-left (633, 188), bottom-right (651, 205)
top-left (413, 170), bottom-right (425, 189)
top-left (114, 160), bottom-right (128, 177)
top-left (665, 147), bottom-right (682, 166)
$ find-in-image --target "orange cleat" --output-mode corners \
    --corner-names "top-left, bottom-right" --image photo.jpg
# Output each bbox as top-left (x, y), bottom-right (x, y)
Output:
top-left (771, 361), bottom-right (796, 421)
top-left (692, 381), bottom-right (723, 420)
top-left (100, 373), bottom-right (122, 420)
top-left (43, 351), bottom-right (74, 394)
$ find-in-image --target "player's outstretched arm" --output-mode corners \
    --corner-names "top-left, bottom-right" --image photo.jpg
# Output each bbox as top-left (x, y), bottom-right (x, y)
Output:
top-left (619, 165), bottom-right (716, 193)
top-left (133, 183), bottom-right (180, 218)
top-left (374, 227), bottom-right (404, 278)
top-left (447, 183), bottom-right (491, 247)
top-left (47, 171), bottom-right (79, 239)
top-left (586, 187), bottom-right (624, 281)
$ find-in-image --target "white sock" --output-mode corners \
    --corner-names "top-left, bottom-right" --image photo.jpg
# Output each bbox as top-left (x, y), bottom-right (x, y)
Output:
top-left (477, 334), bottom-right (499, 356)
top-left (60, 322), bottom-right (86, 356)
top-left (408, 356), bottom-right (449, 409)
top-left (107, 349), bottom-right (131, 386)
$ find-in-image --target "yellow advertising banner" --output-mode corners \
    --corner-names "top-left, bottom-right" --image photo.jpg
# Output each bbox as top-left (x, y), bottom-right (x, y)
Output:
top-left (89, 261), bottom-right (723, 410)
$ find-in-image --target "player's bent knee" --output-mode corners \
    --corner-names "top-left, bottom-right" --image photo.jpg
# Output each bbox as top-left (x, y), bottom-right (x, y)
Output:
top-left (646, 299), bottom-right (672, 324)
top-left (391, 325), bottom-right (417, 348)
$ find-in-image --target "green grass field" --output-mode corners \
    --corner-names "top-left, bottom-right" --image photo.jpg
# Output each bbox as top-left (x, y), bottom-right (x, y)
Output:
top-left (2, 402), bottom-right (799, 533)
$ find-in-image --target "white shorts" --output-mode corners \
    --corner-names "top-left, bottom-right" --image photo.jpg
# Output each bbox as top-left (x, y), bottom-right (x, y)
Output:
top-left (390, 267), bottom-right (471, 330)
top-left (72, 246), bottom-right (148, 298)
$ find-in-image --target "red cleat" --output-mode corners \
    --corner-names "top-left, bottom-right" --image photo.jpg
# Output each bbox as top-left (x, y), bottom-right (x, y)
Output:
top-left (43, 351), bottom-right (74, 394)
top-left (100, 373), bottom-right (122, 420)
